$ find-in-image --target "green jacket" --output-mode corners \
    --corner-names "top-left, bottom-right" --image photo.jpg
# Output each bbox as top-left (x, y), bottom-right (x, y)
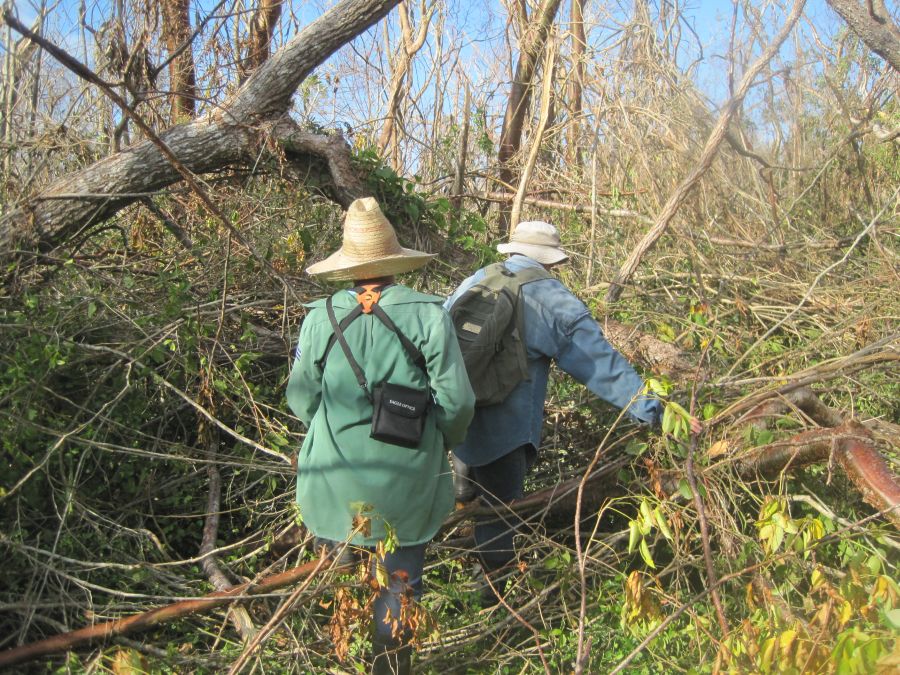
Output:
top-left (286, 285), bottom-right (475, 546)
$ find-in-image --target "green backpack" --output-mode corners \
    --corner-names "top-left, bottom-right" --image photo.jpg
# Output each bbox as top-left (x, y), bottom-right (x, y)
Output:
top-left (449, 262), bottom-right (550, 407)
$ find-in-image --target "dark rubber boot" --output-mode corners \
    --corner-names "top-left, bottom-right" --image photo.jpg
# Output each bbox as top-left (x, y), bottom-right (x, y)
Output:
top-left (452, 455), bottom-right (476, 503)
top-left (371, 636), bottom-right (412, 675)
top-left (477, 557), bottom-right (512, 609)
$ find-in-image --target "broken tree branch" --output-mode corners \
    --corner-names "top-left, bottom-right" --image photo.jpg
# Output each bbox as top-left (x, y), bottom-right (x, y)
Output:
top-left (605, 0), bottom-right (807, 302)
top-left (0, 0), bottom-right (398, 260)
top-left (825, 0), bottom-right (900, 72)
top-left (0, 557), bottom-right (333, 669)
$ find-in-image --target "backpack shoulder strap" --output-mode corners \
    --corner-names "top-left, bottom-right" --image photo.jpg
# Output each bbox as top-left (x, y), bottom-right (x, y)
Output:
top-left (504, 261), bottom-right (552, 285)
top-left (316, 299), bottom-right (363, 370)
top-left (316, 283), bottom-right (392, 369)
top-left (477, 260), bottom-right (551, 290)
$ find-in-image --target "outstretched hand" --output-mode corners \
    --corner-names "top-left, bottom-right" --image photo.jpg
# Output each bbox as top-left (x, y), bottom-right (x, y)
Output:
top-left (689, 416), bottom-right (703, 434)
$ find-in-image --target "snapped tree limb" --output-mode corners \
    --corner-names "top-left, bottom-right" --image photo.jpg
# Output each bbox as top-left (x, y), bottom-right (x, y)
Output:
top-left (0, 0), bottom-right (400, 260)
top-left (825, 0), bottom-right (900, 73)
top-left (605, 0), bottom-right (807, 302)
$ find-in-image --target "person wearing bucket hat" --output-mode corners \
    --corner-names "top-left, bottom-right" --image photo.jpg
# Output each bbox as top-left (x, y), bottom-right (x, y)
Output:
top-left (287, 198), bottom-right (475, 674)
top-left (446, 220), bottom-right (700, 606)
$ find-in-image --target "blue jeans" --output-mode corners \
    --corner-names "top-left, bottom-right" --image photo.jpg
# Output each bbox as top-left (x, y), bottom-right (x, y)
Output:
top-left (470, 444), bottom-right (533, 570)
top-left (318, 539), bottom-right (426, 642)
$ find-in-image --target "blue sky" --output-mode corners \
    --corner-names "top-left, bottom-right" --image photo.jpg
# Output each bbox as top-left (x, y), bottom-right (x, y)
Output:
top-left (4, 0), bottom-right (851, 132)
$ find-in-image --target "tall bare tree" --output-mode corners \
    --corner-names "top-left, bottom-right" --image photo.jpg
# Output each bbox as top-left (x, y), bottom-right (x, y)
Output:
top-left (377, 0), bottom-right (435, 168)
top-left (496, 0), bottom-right (563, 237)
top-left (566, 0), bottom-right (585, 165)
top-left (160, 0), bottom-right (197, 120)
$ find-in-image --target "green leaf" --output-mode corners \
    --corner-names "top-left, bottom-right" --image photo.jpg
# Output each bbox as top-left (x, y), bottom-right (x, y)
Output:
top-left (639, 538), bottom-right (655, 569)
top-left (269, 432), bottom-right (290, 448)
top-left (662, 405), bottom-right (675, 434)
top-left (625, 440), bottom-right (648, 456)
top-left (667, 400), bottom-right (690, 419)
top-left (646, 378), bottom-right (668, 397)
top-left (883, 608), bottom-right (900, 630)
top-left (770, 524), bottom-right (785, 554)
top-left (628, 520), bottom-right (640, 553)
top-left (866, 553), bottom-right (883, 574)
top-left (678, 479), bottom-right (693, 500)
top-left (656, 323), bottom-right (676, 343)
top-left (654, 507), bottom-right (674, 541)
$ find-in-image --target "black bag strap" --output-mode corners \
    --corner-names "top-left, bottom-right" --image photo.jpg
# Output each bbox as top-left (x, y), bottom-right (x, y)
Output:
top-left (326, 295), bottom-right (373, 403)
top-left (321, 288), bottom-right (429, 401)
top-left (316, 303), bottom-right (363, 370)
top-left (369, 303), bottom-right (428, 373)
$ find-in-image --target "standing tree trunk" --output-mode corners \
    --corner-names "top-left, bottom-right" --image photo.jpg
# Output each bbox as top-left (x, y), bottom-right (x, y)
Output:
top-left (239, 0), bottom-right (284, 81)
top-left (449, 81), bottom-right (470, 216)
top-left (1, 24), bottom-right (38, 182)
top-left (510, 38), bottom-right (556, 229)
top-left (160, 0), bottom-right (197, 120)
top-left (496, 0), bottom-right (563, 238)
top-left (377, 0), bottom-right (435, 168)
top-left (566, 0), bottom-right (585, 166)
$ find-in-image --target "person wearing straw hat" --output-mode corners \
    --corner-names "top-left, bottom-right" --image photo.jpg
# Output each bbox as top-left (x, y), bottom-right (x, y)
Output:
top-left (286, 197), bottom-right (474, 674)
top-left (446, 220), bottom-right (700, 606)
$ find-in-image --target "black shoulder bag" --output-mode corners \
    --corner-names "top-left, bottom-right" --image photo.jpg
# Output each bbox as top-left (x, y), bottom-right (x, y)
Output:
top-left (322, 286), bottom-right (431, 449)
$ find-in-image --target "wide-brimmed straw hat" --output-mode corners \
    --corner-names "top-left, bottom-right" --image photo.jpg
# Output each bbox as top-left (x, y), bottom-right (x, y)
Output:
top-left (497, 220), bottom-right (569, 264)
top-left (305, 197), bottom-right (435, 282)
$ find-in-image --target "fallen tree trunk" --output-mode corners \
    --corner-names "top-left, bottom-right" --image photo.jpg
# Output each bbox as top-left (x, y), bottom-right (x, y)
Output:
top-left (4, 394), bottom-right (897, 667)
top-left (0, 557), bottom-right (333, 669)
top-left (0, 0), bottom-right (399, 259)
top-left (735, 421), bottom-right (900, 529)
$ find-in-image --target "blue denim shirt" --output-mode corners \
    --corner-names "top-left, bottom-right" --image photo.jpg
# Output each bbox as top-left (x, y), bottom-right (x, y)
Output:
top-left (446, 255), bottom-right (662, 467)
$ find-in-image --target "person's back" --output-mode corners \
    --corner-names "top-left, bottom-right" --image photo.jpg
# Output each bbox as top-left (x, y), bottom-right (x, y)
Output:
top-left (289, 283), bottom-right (474, 545)
top-left (449, 260), bottom-right (551, 407)
top-left (447, 221), bottom-right (666, 601)
top-left (287, 197), bottom-right (474, 674)
top-left (448, 232), bottom-right (661, 471)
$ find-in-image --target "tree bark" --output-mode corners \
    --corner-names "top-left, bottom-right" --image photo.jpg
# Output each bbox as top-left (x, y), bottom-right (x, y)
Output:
top-left (449, 81), bottom-right (470, 215)
top-left (510, 38), bottom-right (556, 229)
top-left (0, 0), bottom-right (400, 259)
top-left (496, 0), bottom-right (563, 238)
top-left (566, 0), bottom-right (585, 165)
top-left (0, 557), bottom-right (332, 669)
top-left (826, 0), bottom-right (900, 72)
top-left (239, 0), bottom-right (284, 81)
top-left (734, 422), bottom-right (900, 529)
top-left (376, 0), bottom-right (435, 167)
top-left (1, 23), bottom-right (39, 179)
top-left (160, 0), bottom-right (197, 120)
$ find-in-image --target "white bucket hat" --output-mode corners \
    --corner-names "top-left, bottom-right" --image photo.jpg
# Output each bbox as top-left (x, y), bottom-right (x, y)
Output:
top-left (497, 221), bottom-right (569, 264)
top-left (305, 197), bottom-right (435, 282)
